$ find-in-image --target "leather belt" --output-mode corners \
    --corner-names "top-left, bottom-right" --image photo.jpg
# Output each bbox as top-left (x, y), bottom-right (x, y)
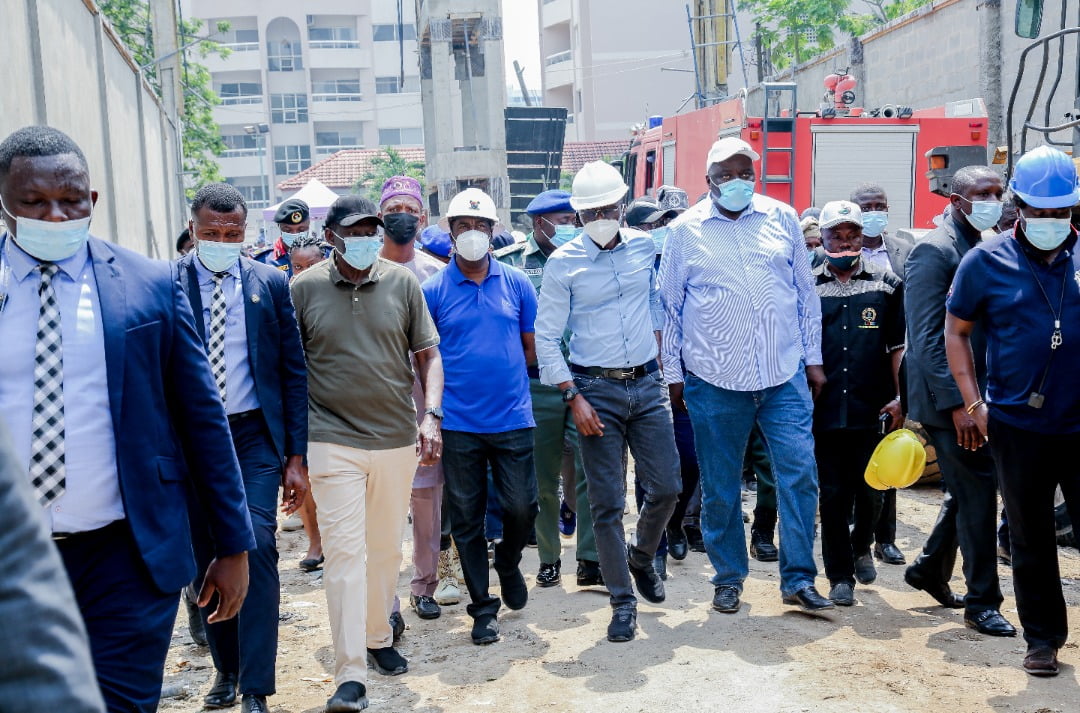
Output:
top-left (228, 409), bottom-right (261, 425)
top-left (52, 520), bottom-right (125, 543)
top-left (570, 360), bottom-right (659, 380)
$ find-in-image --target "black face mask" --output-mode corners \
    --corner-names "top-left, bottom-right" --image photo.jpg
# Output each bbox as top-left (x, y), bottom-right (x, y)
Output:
top-left (382, 212), bottom-right (421, 245)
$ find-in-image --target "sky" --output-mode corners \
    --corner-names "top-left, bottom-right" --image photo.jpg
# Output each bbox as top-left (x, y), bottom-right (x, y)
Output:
top-left (501, 0), bottom-right (542, 91)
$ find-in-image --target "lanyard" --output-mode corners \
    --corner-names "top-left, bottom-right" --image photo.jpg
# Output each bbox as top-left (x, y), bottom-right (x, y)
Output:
top-left (1021, 248), bottom-right (1068, 406)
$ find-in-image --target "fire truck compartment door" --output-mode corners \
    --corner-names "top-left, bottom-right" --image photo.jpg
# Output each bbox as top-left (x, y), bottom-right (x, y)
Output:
top-left (662, 141), bottom-right (676, 191)
top-left (811, 124), bottom-right (919, 230)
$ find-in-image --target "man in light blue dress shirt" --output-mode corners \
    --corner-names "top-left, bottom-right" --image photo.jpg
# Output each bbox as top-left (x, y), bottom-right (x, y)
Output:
top-left (535, 161), bottom-right (681, 644)
top-left (659, 137), bottom-right (832, 615)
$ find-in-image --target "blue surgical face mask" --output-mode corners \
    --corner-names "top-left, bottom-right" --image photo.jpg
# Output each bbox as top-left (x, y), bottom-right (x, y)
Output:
top-left (335, 233), bottom-right (382, 270)
top-left (2, 201), bottom-right (92, 263)
top-left (650, 226), bottom-right (669, 253)
top-left (1021, 213), bottom-right (1073, 251)
top-left (280, 230), bottom-right (308, 248)
top-left (711, 178), bottom-right (755, 212)
top-left (963, 199), bottom-right (1004, 232)
top-left (550, 224), bottom-right (581, 247)
top-left (861, 211), bottom-right (889, 238)
top-left (196, 239), bottom-right (242, 273)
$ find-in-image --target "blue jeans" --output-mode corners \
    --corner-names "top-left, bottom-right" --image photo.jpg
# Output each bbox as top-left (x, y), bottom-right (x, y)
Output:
top-left (574, 370), bottom-right (681, 609)
top-left (685, 366), bottom-right (819, 596)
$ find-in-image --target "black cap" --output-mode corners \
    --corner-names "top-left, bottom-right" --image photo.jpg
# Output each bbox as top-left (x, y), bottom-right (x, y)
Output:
top-left (624, 197), bottom-right (673, 228)
top-left (273, 198), bottom-right (310, 225)
top-left (324, 195), bottom-right (383, 228)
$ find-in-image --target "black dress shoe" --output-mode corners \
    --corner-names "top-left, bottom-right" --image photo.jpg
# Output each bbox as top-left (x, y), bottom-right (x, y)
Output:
top-left (874, 542), bottom-right (906, 565)
top-left (607, 607), bottom-right (637, 642)
top-left (828, 582), bottom-right (856, 607)
top-left (749, 528), bottom-right (779, 562)
top-left (1023, 646), bottom-right (1060, 676)
top-left (203, 671), bottom-right (238, 709)
top-left (182, 586), bottom-right (208, 647)
top-left (410, 594), bottom-right (441, 620)
top-left (326, 681), bottom-right (368, 712)
top-left (667, 527), bottom-right (689, 561)
top-left (904, 567), bottom-right (965, 609)
top-left (389, 611), bottom-right (406, 642)
top-left (299, 554), bottom-right (325, 572)
top-left (853, 552), bottom-right (877, 584)
top-left (498, 567), bottom-right (528, 610)
top-left (654, 553), bottom-right (668, 581)
top-left (782, 586), bottom-right (835, 612)
top-left (964, 609), bottom-right (1017, 637)
top-left (367, 646), bottom-right (409, 675)
top-left (627, 545), bottom-right (665, 603)
top-left (241, 694), bottom-right (268, 713)
top-left (712, 585), bottom-right (741, 613)
top-left (471, 614), bottom-right (500, 645)
top-left (537, 560), bottom-right (561, 587)
top-left (576, 559), bottom-right (604, 586)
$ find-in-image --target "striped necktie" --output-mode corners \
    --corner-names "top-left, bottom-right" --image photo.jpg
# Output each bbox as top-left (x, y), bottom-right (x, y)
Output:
top-left (208, 273), bottom-right (228, 404)
top-left (30, 263), bottom-right (66, 507)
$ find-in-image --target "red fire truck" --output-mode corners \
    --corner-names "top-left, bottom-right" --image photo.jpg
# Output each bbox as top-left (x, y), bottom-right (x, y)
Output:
top-left (620, 80), bottom-right (989, 231)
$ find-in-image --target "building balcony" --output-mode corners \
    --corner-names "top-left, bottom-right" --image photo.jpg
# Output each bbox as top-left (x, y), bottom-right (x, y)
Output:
top-left (541, 0), bottom-right (570, 28)
top-left (309, 100), bottom-right (373, 123)
top-left (309, 47), bottom-right (371, 70)
top-left (315, 143), bottom-right (364, 157)
top-left (218, 153), bottom-right (267, 179)
top-left (212, 99), bottom-right (267, 126)
top-left (544, 52), bottom-right (574, 89)
top-left (204, 46), bottom-right (261, 73)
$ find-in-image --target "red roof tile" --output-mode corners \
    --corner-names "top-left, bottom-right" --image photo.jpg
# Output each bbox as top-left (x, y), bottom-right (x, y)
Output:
top-left (560, 140), bottom-right (632, 174)
top-left (277, 147), bottom-right (426, 192)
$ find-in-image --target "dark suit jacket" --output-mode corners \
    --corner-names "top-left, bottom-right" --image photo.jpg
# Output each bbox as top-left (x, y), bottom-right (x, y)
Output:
top-left (86, 237), bottom-right (255, 592)
top-left (903, 211), bottom-right (987, 429)
top-left (0, 422), bottom-right (105, 713)
top-left (176, 254), bottom-right (308, 463)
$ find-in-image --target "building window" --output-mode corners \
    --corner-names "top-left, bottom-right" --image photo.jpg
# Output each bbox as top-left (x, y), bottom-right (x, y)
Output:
top-left (223, 28), bottom-right (259, 50)
top-left (311, 79), bottom-right (362, 101)
top-left (316, 130), bottom-right (363, 155)
top-left (375, 76), bottom-right (420, 94)
top-left (218, 82), bottom-right (262, 105)
top-left (378, 128), bottom-right (424, 145)
top-left (270, 94), bottom-right (309, 124)
top-left (273, 145), bottom-right (312, 176)
top-left (372, 24), bottom-right (416, 41)
top-left (308, 26), bottom-right (359, 49)
top-left (267, 40), bottom-right (302, 71)
top-left (226, 180), bottom-right (268, 207)
top-left (221, 134), bottom-right (263, 157)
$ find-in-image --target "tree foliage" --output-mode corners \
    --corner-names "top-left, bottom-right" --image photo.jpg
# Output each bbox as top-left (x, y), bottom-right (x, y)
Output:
top-left (353, 147), bottom-right (426, 201)
top-left (738, 0), bottom-right (933, 70)
top-left (98, 0), bottom-right (227, 195)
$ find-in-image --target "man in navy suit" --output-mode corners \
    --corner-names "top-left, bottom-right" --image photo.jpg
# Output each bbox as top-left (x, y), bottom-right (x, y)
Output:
top-left (177, 183), bottom-right (309, 713)
top-left (0, 126), bottom-right (255, 713)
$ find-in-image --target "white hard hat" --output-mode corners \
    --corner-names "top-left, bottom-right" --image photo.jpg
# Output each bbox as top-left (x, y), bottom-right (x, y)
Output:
top-left (446, 188), bottom-right (498, 222)
top-left (570, 161), bottom-right (629, 211)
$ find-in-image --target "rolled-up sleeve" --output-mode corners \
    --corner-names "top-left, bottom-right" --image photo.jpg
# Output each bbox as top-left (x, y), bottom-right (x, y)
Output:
top-left (658, 224), bottom-right (688, 384)
top-left (535, 258), bottom-right (574, 385)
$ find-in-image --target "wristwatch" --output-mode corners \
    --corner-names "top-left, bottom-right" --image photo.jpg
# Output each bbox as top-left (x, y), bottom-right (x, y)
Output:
top-left (561, 386), bottom-right (580, 403)
top-left (424, 406), bottom-right (444, 419)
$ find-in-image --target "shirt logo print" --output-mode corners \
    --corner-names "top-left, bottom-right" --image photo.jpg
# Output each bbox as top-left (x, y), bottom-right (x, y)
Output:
top-left (860, 306), bottom-right (878, 329)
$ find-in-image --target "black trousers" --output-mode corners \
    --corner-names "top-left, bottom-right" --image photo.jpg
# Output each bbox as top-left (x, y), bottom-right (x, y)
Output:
top-left (815, 428), bottom-right (880, 585)
top-left (913, 425), bottom-right (1001, 614)
top-left (989, 416), bottom-right (1080, 649)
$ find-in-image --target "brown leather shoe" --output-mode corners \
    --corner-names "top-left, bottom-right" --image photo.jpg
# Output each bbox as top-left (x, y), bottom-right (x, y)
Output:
top-left (1023, 646), bottom-right (1060, 676)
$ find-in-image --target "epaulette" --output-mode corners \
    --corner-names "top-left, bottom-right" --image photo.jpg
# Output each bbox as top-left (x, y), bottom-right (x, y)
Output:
top-left (493, 241), bottom-right (528, 259)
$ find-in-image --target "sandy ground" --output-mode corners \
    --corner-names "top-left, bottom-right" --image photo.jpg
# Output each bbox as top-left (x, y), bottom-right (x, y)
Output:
top-left (159, 484), bottom-right (1080, 713)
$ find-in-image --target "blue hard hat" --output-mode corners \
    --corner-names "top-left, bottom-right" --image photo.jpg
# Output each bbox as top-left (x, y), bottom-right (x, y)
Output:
top-left (1010, 146), bottom-right (1080, 209)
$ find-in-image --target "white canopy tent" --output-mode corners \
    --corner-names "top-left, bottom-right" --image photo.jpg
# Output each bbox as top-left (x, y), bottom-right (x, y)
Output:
top-left (261, 178), bottom-right (342, 223)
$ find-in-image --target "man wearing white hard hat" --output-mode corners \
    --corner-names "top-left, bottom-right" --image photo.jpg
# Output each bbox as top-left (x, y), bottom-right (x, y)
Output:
top-left (659, 136), bottom-right (832, 615)
top-left (535, 161), bottom-right (681, 644)
top-left (421, 187), bottom-right (540, 646)
top-left (946, 145), bottom-right (1080, 677)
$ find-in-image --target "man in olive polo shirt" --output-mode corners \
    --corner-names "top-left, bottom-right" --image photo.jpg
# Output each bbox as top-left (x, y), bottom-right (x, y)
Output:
top-left (290, 195), bottom-right (444, 713)
top-left (495, 189), bottom-right (600, 589)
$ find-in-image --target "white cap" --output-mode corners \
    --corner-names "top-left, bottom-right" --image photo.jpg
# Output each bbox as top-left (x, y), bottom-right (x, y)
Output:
top-left (446, 187), bottom-right (498, 222)
top-left (570, 161), bottom-right (629, 211)
top-left (819, 200), bottom-right (863, 229)
top-left (706, 137), bottom-right (760, 171)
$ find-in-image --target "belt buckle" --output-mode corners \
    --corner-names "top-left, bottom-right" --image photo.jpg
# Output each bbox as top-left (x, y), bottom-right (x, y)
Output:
top-left (616, 368), bottom-right (635, 379)
top-left (52, 532), bottom-right (70, 542)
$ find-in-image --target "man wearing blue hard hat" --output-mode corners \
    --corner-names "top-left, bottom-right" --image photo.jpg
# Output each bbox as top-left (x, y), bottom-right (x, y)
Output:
top-left (495, 191), bottom-right (601, 590)
top-left (945, 145), bottom-right (1080, 678)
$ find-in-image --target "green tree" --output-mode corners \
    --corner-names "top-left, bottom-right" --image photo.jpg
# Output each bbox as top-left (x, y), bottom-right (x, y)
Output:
top-left (353, 147), bottom-right (426, 201)
top-left (98, 1), bottom-right (227, 195)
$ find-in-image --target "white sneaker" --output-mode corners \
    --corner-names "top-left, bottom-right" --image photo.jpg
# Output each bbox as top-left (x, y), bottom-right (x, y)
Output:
top-left (281, 514), bottom-right (304, 532)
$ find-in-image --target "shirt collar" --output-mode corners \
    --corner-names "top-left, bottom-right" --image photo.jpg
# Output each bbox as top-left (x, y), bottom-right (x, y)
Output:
top-left (448, 253), bottom-right (502, 284)
top-left (582, 230), bottom-right (628, 261)
top-left (813, 258), bottom-right (875, 282)
top-left (329, 253), bottom-right (383, 286)
top-left (524, 235), bottom-right (545, 258)
top-left (3, 232), bottom-right (90, 283)
top-left (192, 253), bottom-right (242, 285)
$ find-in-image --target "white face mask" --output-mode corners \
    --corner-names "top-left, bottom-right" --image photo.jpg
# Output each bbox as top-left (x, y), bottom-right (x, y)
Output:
top-left (454, 230), bottom-right (490, 261)
top-left (583, 219), bottom-right (620, 247)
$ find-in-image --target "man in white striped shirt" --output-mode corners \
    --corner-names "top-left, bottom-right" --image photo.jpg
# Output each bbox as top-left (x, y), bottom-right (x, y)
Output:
top-left (658, 136), bottom-right (832, 614)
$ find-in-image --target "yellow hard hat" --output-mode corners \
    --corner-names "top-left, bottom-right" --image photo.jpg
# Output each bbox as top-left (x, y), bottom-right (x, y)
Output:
top-left (864, 429), bottom-right (927, 491)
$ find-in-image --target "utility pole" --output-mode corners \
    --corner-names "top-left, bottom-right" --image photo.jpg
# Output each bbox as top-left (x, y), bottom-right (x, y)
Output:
top-left (148, 0), bottom-right (185, 212)
top-left (513, 60), bottom-right (533, 106)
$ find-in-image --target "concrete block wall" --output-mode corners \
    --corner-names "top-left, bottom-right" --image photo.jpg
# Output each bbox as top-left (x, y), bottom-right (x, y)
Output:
top-left (1, 0), bottom-right (184, 258)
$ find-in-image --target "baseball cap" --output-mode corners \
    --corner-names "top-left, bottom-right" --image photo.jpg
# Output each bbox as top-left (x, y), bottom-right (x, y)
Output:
top-left (624, 197), bottom-right (672, 228)
top-left (819, 200), bottom-right (863, 229)
top-left (325, 195), bottom-right (384, 228)
top-left (706, 137), bottom-right (761, 171)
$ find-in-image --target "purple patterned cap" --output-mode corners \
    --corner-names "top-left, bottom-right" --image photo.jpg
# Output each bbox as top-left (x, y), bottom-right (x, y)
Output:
top-left (380, 176), bottom-right (423, 208)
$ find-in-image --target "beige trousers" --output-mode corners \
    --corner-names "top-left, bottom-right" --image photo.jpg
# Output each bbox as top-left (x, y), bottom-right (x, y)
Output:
top-left (308, 441), bottom-right (417, 685)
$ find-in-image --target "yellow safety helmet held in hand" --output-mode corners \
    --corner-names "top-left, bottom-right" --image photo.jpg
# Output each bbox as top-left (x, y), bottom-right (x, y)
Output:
top-left (864, 429), bottom-right (927, 491)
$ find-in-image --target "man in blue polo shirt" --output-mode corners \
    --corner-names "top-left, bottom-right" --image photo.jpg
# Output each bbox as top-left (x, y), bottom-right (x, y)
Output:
top-left (946, 145), bottom-right (1080, 678)
top-left (421, 188), bottom-right (539, 647)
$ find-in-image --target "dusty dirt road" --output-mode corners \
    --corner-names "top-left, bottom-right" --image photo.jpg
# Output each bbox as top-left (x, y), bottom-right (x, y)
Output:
top-left (160, 484), bottom-right (1080, 713)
